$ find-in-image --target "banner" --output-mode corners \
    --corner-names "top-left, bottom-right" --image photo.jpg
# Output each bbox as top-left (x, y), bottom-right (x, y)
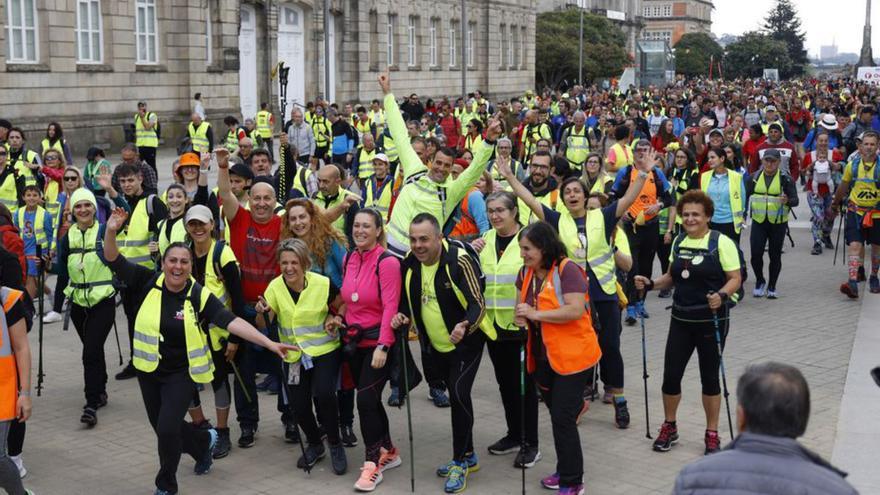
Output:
top-left (857, 66), bottom-right (880, 84)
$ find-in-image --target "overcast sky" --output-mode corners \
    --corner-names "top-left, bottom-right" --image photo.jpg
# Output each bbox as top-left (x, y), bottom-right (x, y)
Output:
top-left (712, 0), bottom-right (874, 56)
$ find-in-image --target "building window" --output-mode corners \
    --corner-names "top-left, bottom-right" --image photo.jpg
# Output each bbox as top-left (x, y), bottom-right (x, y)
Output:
top-left (407, 16), bottom-right (416, 67)
top-left (135, 0), bottom-right (158, 64)
top-left (76, 0), bottom-right (102, 63)
top-left (466, 22), bottom-right (474, 68)
top-left (369, 10), bottom-right (378, 69)
top-left (643, 4), bottom-right (673, 18)
top-left (507, 24), bottom-right (515, 68)
top-left (511, 25), bottom-right (519, 69)
top-left (429, 18), bottom-right (438, 67)
top-left (6, 0), bottom-right (38, 63)
top-left (386, 14), bottom-right (396, 67)
top-left (205, 1), bottom-right (213, 65)
top-left (520, 26), bottom-right (526, 68)
top-left (499, 24), bottom-right (506, 68)
top-left (642, 30), bottom-right (672, 41)
top-left (448, 20), bottom-right (457, 67)
top-left (662, 4), bottom-right (672, 16)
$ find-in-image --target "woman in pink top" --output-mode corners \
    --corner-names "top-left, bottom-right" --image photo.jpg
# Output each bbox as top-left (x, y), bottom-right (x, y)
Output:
top-left (341, 208), bottom-right (402, 492)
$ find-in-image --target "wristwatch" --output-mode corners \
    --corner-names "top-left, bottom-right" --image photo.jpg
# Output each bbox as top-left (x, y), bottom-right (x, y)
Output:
top-left (376, 344), bottom-right (390, 352)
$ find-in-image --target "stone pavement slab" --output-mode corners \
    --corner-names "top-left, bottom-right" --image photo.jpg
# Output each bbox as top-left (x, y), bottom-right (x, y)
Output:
top-left (15, 159), bottom-right (870, 494)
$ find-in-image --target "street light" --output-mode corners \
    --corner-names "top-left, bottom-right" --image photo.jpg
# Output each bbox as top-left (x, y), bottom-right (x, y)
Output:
top-left (578, 0), bottom-right (586, 85)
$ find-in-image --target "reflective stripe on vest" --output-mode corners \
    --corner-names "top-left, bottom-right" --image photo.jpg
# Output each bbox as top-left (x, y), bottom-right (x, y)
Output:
top-left (480, 229), bottom-right (523, 331)
top-left (119, 197), bottom-right (154, 268)
top-left (205, 240), bottom-right (236, 351)
top-left (132, 276), bottom-right (214, 383)
top-left (557, 209), bottom-right (617, 295)
top-left (135, 112), bottom-right (159, 148)
top-left (157, 218), bottom-right (188, 257)
top-left (41, 138), bottom-right (64, 156)
top-left (565, 127), bottom-right (590, 168)
top-left (264, 271), bottom-right (338, 362)
top-left (365, 176), bottom-right (393, 222)
top-left (357, 147), bottom-right (377, 179)
top-left (12, 150), bottom-right (38, 187)
top-left (64, 223), bottom-right (116, 307)
top-left (17, 206), bottom-right (49, 250)
top-left (0, 172), bottom-right (18, 212)
top-left (188, 122), bottom-right (211, 153)
top-left (750, 171), bottom-right (788, 224)
top-left (256, 110), bottom-right (273, 138)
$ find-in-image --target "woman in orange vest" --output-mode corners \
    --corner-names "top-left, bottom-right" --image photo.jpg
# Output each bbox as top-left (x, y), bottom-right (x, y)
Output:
top-left (515, 222), bottom-right (600, 495)
top-left (0, 286), bottom-right (32, 495)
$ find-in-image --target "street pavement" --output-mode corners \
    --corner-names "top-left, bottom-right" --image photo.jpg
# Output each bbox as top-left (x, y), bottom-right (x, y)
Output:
top-left (15, 151), bottom-right (875, 494)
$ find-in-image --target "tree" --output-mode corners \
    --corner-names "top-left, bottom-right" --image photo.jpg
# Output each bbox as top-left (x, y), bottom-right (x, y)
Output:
top-left (673, 33), bottom-right (724, 77)
top-left (535, 9), bottom-right (631, 89)
top-left (763, 0), bottom-right (808, 77)
top-left (723, 31), bottom-right (793, 79)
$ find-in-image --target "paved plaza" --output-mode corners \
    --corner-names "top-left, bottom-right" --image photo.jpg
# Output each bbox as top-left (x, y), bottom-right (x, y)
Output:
top-left (14, 150), bottom-right (878, 494)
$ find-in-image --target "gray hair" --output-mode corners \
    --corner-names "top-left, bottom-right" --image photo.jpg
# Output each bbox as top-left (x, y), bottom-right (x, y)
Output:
top-left (277, 237), bottom-right (313, 271)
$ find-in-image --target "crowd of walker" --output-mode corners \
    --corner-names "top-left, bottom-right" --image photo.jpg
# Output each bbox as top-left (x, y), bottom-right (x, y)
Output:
top-left (1, 68), bottom-right (877, 495)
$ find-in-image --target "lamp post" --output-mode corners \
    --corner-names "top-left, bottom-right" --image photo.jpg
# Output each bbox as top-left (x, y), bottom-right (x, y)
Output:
top-left (579, 0), bottom-right (585, 85)
top-left (461, 0), bottom-right (467, 102)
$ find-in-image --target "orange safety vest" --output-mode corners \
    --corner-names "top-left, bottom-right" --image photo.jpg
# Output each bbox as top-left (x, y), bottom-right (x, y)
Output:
top-left (625, 167), bottom-right (659, 222)
top-left (450, 189), bottom-right (480, 239)
top-left (521, 259), bottom-right (600, 375)
top-left (0, 287), bottom-right (24, 421)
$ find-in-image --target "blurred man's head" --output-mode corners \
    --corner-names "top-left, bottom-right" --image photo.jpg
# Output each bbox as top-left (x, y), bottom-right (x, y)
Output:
top-left (736, 362), bottom-right (810, 439)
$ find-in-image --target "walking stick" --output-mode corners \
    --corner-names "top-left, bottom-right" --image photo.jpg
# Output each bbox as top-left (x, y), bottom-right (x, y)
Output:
top-left (519, 336), bottom-right (526, 495)
top-left (710, 299), bottom-right (734, 440)
top-left (639, 290), bottom-right (651, 439)
top-left (833, 209), bottom-right (844, 266)
top-left (112, 319), bottom-right (123, 366)
top-left (36, 245), bottom-right (45, 397)
top-left (278, 359), bottom-right (310, 475)
top-left (400, 325), bottom-right (416, 493)
top-left (62, 297), bottom-right (71, 331)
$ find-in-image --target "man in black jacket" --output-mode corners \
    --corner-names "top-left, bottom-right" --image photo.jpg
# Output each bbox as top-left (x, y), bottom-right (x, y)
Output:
top-left (392, 213), bottom-right (490, 492)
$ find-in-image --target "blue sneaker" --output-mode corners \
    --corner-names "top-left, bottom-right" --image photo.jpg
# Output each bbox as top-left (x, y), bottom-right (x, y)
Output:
top-left (637, 300), bottom-right (650, 319)
top-left (437, 452), bottom-right (479, 477)
top-left (624, 305), bottom-right (637, 326)
top-left (444, 461), bottom-right (469, 493)
top-left (194, 428), bottom-right (218, 475)
top-left (429, 387), bottom-right (451, 408)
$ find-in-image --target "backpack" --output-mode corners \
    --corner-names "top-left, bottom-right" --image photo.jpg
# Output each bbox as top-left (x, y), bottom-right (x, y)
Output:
top-left (0, 224), bottom-right (26, 280)
top-left (447, 238), bottom-right (487, 293)
top-left (212, 240), bottom-right (227, 282)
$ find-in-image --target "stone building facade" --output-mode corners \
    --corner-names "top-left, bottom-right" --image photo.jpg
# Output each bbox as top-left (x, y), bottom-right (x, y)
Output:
top-left (0, 0), bottom-right (535, 154)
top-left (640, 0), bottom-right (712, 46)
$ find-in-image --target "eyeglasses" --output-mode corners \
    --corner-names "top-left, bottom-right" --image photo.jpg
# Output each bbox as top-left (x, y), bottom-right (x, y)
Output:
top-left (63, 176), bottom-right (79, 181)
top-left (487, 207), bottom-right (509, 215)
top-left (45, 156), bottom-right (60, 161)
top-left (0, 152), bottom-right (7, 156)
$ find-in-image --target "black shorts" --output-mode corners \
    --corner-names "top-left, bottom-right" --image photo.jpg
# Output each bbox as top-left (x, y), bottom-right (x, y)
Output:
top-left (314, 146), bottom-right (328, 159)
top-left (845, 210), bottom-right (880, 245)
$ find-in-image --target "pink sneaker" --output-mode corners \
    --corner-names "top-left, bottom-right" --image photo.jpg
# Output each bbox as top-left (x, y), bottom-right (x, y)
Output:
top-left (354, 461), bottom-right (382, 492)
top-left (378, 447), bottom-right (402, 472)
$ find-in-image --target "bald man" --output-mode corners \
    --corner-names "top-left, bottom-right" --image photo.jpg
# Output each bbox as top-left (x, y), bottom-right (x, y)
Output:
top-left (312, 163), bottom-right (359, 242)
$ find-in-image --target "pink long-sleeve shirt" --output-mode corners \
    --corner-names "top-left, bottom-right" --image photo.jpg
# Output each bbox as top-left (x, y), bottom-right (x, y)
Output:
top-left (340, 244), bottom-right (400, 348)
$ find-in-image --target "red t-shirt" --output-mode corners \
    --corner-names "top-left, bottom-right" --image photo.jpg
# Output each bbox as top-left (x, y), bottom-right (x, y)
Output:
top-left (229, 205), bottom-right (282, 303)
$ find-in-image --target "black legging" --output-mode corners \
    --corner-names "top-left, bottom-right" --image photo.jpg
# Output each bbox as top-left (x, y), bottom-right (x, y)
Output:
top-left (661, 309), bottom-right (729, 396)
top-left (71, 297), bottom-right (115, 408)
top-left (138, 370), bottom-right (211, 494)
top-left (122, 287), bottom-right (140, 362)
top-left (532, 360), bottom-right (589, 489)
top-left (429, 332), bottom-right (485, 462)
top-left (286, 349), bottom-right (342, 446)
top-left (595, 300), bottom-right (624, 389)
top-left (624, 221), bottom-right (660, 305)
top-left (348, 347), bottom-right (393, 463)
top-left (486, 337), bottom-right (539, 447)
top-left (750, 221), bottom-right (787, 290)
top-left (190, 344), bottom-right (231, 410)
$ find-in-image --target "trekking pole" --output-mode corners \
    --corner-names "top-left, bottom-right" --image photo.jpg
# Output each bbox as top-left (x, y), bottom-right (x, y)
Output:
top-left (833, 209), bottom-right (844, 266)
top-left (519, 335), bottom-right (526, 495)
top-left (228, 354), bottom-right (252, 404)
top-left (399, 324), bottom-right (416, 493)
top-left (709, 296), bottom-right (734, 440)
top-left (639, 290), bottom-right (651, 439)
top-left (36, 245), bottom-right (45, 397)
top-left (111, 319), bottom-right (123, 366)
top-left (62, 298), bottom-right (71, 331)
top-left (278, 359), bottom-right (310, 475)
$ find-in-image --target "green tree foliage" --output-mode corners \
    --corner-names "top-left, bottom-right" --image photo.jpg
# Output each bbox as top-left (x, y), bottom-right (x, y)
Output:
top-left (535, 9), bottom-right (631, 89)
top-left (723, 32), bottom-right (793, 79)
top-left (763, 0), bottom-right (808, 77)
top-left (673, 33), bottom-right (724, 77)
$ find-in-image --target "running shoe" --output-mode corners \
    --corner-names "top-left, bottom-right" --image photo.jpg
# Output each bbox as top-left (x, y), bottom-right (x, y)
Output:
top-left (613, 397), bottom-right (630, 429)
top-left (42, 310), bottom-right (62, 323)
top-left (340, 424), bottom-right (358, 447)
top-left (284, 422), bottom-right (300, 444)
top-left (238, 426), bottom-right (256, 448)
top-left (429, 387), bottom-right (451, 408)
top-left (378, 446), bottom-right (402, 472)
top-left (624, 305), bottom-right (637, 326)
top-left (704, 429), bottom-right (721, 455)
top-left (194, 428), bottom-right (218, 474)
top-left (114, 363), bottom-right (136, 380)
top-left (297, 442), bottom-right (326, 470)
top-left (652, 421), bottom-right (679, 452)
top-left (10, 455), bottom-right (26, 478)
top-left (767, 289), bottom-right (779, 299)
top-left (330, 442), bottom-right (348, 475)
top-left (513, 445), bottom-right (541, 468)
top-left (436, 452), bottom-right (479, 477)
top-left (811, 242), bottom-right (822, 255)
top-left (541, 472), bottom-right (560, 490)
top-left (870, 276), bottom-right (880, 294)
top-left (753, 283), bottom-right (766, 298)
top-left (487, 435), bottom-right (520, 455)
top-left (840, 281), bottom-right (860, 299)
top-left (559, 485), bottom-right (586, 495)
top-left (387, 387), bottom-right (402, 407)
top-left (823, 236), bottom-right (834, 250)
top-left (859, 266), bottom-right (867, 282)
top-left (658, 288), bottom-right (672, 298)
top-left (443, 461), bottom-right (469, 494)
top-left (575, 399), bottom-right (590, 425)
top-left (354, 461), bottom-right (382, 492)
top-left (212, 427), bottom-right (231, 459)
top-left (154, 490), bottom-right (172, 495)
top-left (80, 406), bottom-right (97, 427)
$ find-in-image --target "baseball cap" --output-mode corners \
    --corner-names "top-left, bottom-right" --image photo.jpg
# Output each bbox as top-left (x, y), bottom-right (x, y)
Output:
top-left (768, 123), bottom-right (783, 132)
top-left (373, 153), bottom-right (389, 164)
top-left (708, 128), bottom-right (724, 137)
top-left (765, 105), bottom-right (778, 112)
top-left (185, 205), bottom-right (214, 224)
top-left (762, 149), bottom-right (781, 161)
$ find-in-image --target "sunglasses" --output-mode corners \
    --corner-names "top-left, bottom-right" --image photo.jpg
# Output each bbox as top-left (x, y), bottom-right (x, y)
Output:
top-left (46, 155), bottom-right (60, 161)
top-left (64, 176), bottom-right (79, 181)
top-left (0, 152), bottom-right (7, 156)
